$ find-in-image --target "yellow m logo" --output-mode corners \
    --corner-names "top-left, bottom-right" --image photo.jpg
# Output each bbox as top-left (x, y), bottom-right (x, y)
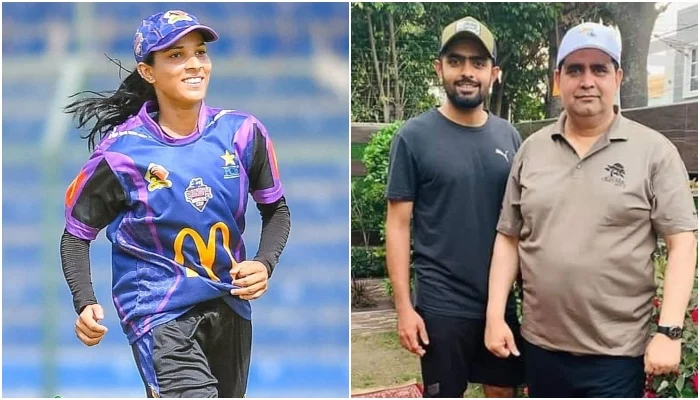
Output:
top-left (174, 222), bottom-right (237, 281)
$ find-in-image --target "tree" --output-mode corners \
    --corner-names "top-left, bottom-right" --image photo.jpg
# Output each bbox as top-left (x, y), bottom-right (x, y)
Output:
top-left (609, 2), bottom-right (667, 109)
top-left (352, 2), bottom-right (560, 123)
top-left (544, 3), bottom-right (666, 115)
top-left (351, 2), bottom-right (666, 123)
top-left (351, 2), bottom-right (435, 123)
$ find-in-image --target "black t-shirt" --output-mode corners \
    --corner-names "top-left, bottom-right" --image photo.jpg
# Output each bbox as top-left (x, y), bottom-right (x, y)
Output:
top-left (386, 108), bottom-right (522, 319)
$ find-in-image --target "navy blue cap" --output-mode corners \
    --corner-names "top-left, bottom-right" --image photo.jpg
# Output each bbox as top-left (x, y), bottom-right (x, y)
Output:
top-left (133, 10), bottom-right (218, 63)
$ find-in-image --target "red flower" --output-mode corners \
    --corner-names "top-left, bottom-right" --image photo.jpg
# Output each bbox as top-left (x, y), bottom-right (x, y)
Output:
top-left (644, 390), bottom-right (657, 398)
top-left (653, 298), bottom-right (660, 309)
top-left (692, 307), bottom-right (698, 325)
top-left (693, 373), bottom-right (698, 393)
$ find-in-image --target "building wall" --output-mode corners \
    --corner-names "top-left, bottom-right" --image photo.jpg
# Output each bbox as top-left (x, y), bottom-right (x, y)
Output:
top-left (673, 4), bottom-right (698, 102)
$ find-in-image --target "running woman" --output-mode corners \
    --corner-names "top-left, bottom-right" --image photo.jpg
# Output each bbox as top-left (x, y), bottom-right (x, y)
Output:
top-left (60, 10), bottom-right (291, 398)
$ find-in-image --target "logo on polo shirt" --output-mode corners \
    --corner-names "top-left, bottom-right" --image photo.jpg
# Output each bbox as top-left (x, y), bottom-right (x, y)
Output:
top-left (602, 163), bottom-right (625, 187)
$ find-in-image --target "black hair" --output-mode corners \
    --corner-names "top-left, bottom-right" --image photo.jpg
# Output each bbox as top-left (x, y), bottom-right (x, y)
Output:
top-left (64, 53), bottom-right (156, 151)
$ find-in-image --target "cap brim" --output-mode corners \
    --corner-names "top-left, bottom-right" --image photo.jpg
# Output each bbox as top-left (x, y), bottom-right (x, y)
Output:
top-left (149, 25), bottom-right (219, 53)
top-left (440, 31), bottom-right (493, 59)
top-left (558, 44), bottom-right (620, 68)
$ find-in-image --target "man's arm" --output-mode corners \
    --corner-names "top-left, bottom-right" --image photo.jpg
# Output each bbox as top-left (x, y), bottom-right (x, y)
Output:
top-left (386, 199), bottom-right (429, 356)
top-left (484, 232), bottom-right (521, 358)
top-left (658, 231), bottom-right (697, 327)
top-left (485, 139), bottom-right (526, 358)
top-left (386, 200), bottom-right (414, 313)
top-left (486, 232), bottom-right (521, 321)
top-left (644, 143), bottom-right (697, 375)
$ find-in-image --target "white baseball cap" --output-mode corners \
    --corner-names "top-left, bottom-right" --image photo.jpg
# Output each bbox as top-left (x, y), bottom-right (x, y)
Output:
top-left (557, 22), bottom-right (621, 68)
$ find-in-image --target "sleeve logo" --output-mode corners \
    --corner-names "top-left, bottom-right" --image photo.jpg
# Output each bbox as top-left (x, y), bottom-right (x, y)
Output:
top-left (65, 170), bottom-right (87, 207)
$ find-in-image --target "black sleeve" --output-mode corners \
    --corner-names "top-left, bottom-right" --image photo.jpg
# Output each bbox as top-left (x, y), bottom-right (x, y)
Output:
top-left (248, 123), bottom-right (276, 192)
top-left (386, 134), bottom-right (418, 200)
top-left (60, 230), bottom-right (97, 314)
top-left (62, 159), bottom-right (127, 314)
top-left (252, 196), bottom-right (291, 277)
top-left (71, 158), bottom-right (128, 230)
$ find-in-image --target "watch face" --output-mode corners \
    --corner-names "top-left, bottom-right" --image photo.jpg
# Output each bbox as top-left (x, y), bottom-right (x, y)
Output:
top-left (669, 326), bottom-right (682, 339)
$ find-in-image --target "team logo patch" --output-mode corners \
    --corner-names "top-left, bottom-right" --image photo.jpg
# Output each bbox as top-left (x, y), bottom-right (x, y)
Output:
top-left (456, 20), bottom-right (480, 35)
top-left (133, 32), bottom-right (144, 57)
top-left (220, 150), bottom-right (239, 179)
top-left (602, 163), bottom-right (626, 187)
top-left (578, 25), bottom-right (596, 37)
top-left (145, 163), bottom-right (172, 192)
top-left (185, 178), bottom-right (213, 212)
top-left (164, 10), bottom-right (193, 24)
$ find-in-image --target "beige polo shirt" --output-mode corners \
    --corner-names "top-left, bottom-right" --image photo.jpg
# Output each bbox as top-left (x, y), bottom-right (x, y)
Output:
top-left (497, 110), bottom-right (697, 357)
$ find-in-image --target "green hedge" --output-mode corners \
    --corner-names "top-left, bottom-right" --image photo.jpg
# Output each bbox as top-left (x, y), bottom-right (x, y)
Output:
top-left (351, 247), bottom-right (386, 279)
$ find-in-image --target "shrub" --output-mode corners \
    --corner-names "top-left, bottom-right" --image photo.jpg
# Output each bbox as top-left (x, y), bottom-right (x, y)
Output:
top-left (351, 247), bottom-right (386, 279)
top-left (362, 121), bottom-right (404, 187)
top-left (644, 245), bottom-right (698, 398)
top-left (351, 278), bottom-right (376, 309)
top-left (351, 178), bottom-right (385, 245)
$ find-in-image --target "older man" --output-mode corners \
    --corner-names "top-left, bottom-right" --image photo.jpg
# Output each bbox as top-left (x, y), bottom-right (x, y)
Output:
top-left (484, 22), bottom-right (697, 397)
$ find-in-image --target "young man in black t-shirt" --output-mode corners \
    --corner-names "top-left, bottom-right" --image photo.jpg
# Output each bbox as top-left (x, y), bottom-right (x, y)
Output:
top-left (385, 16), bottom-right (524, 398)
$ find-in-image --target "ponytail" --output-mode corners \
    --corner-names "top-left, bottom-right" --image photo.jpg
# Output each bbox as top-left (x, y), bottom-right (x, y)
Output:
top-left (65, 53), bottom-right (156, 151)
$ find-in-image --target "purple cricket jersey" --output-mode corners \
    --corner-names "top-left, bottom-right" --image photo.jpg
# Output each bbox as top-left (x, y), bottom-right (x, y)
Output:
top-left (64, 100), bottom-right (284, 344)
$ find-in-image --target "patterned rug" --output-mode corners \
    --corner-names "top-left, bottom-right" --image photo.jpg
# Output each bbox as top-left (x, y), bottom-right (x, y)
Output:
top-left (351, 382), bottom-right (423, 398)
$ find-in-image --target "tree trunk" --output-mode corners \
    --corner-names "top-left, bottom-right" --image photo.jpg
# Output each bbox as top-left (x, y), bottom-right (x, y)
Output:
top-left (495, 70), bottom-right (507, 117)
top-left (612, 3), bottom-right (660, 109)
top-left (367, 10), bottom-right (390, 122)
top-left (388, 13), bottom-right (403, 121)
top-left (546, 16), bottom-right (563, 118)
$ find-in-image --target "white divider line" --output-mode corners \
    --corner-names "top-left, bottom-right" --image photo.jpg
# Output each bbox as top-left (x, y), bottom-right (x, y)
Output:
top-left (40, 57), bottom-right (87, 154)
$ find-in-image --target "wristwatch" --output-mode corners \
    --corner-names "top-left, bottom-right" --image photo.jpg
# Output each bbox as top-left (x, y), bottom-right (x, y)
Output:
top-left (657, 325), bottom-right (683, 340)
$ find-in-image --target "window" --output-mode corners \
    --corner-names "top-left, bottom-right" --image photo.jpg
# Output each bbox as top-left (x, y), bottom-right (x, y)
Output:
top-left (683, 46), bottom-right (698, 98)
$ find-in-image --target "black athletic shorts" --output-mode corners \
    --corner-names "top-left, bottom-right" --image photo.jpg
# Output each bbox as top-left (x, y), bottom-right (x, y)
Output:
top-left (131, 297), bottom-right (252, 398)
top-left (417, 307), bottom-right (525, 398)
top-left (523, 339), bottom-right (645, 398)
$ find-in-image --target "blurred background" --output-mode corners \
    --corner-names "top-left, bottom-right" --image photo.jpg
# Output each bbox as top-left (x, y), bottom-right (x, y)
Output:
top-left (2, 2), bottom-right (349, 398)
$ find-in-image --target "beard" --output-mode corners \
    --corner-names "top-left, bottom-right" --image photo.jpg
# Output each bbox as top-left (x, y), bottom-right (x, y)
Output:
top-left (443, 76), bottom-right (488, 110)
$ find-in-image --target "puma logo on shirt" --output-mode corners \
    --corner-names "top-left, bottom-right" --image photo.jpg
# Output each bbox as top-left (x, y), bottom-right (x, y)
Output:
top-left (495, 148), bottom-right (510, 162)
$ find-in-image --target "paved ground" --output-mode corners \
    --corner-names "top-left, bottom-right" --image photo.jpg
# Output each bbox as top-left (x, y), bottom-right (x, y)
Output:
top-left (352, 278), bottom-right (397, 335)
top-left (352, 308), bottom-right (397, 335)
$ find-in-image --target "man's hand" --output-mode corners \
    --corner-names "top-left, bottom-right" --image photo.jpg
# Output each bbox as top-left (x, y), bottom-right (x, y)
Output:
top-left (230, 261), bottom-right (269, 300)
top-left (397, 308), bottom-right (429, 356)
top-left (645, 334), bottom-right (681, 375)
top-left (75, 304), bottom-right (108, 346)
top-left (485, 317), bottom-right (520, 358)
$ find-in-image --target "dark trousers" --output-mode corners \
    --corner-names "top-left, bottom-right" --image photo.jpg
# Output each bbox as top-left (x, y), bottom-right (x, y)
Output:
top-left (524, 339), bottom-right (645, 398)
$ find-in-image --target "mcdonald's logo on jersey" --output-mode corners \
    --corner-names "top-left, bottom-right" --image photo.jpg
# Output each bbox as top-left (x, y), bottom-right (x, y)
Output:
top-left (173, 222), bottom-right (237, 281)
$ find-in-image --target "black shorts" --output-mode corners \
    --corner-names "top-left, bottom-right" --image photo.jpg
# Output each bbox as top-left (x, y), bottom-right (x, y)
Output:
top-left (523, 339), bottom-right (644, 398)
top-left (131, 297), bottom-right (252, 398)
top-left (417, 308), bottom-right (525, 398)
